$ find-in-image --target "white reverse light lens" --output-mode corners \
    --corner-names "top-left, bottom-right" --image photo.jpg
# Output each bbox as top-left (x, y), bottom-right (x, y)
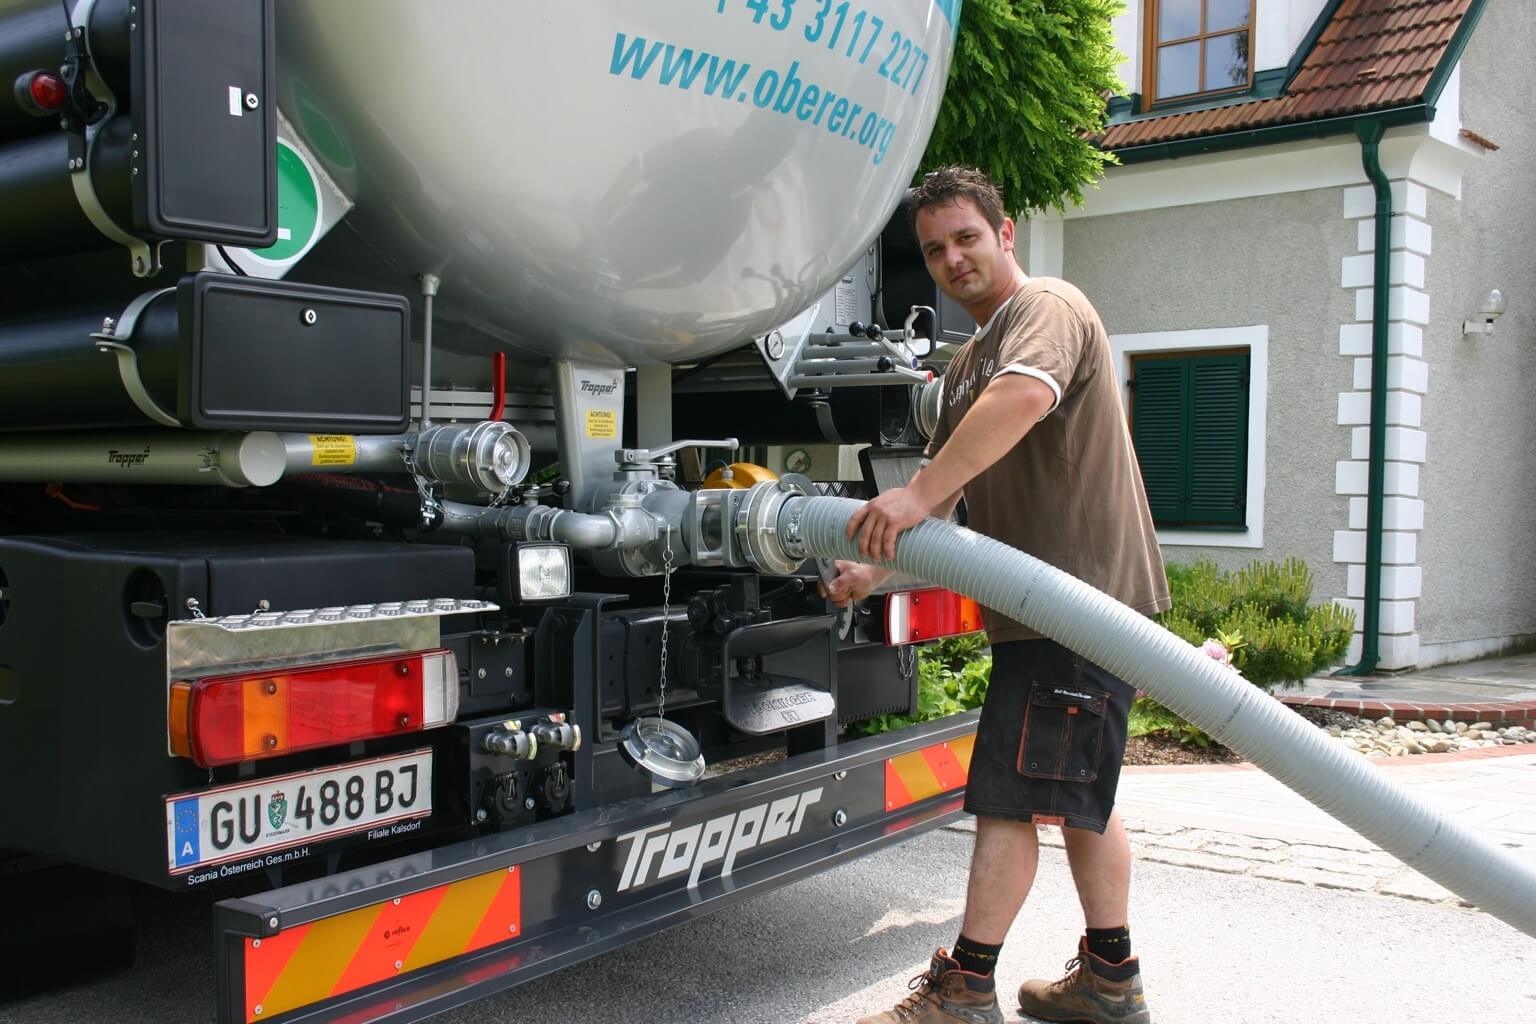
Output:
top-left (518, 544), bottom-right (572, 600)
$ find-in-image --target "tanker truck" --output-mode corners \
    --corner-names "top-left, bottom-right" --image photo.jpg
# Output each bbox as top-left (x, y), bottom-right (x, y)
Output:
top-left (0, 2), bottom-right (980, 1020)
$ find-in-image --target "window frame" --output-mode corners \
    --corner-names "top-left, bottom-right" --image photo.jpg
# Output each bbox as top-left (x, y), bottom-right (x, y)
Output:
top-left (1142, 0), bottom-right (1257, 108)
top-left (1110, 325), bottom-right (1269, 549)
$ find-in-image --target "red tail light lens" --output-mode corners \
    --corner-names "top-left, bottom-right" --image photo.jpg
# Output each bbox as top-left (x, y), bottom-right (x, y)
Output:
top-left (169, 649), bottom-right (459, 767)
top-left (883, 588), bottom-right (984, 646)
top-left (24, 71), bottom-right (67, 113)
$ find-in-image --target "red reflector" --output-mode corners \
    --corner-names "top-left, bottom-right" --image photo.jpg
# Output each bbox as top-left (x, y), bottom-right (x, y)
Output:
top-left (27, 71), bottom-right (67, 112)
top-left (883, 588), bottom-right (984, 646)
top-left (170, 650), bottom-right (458, 767)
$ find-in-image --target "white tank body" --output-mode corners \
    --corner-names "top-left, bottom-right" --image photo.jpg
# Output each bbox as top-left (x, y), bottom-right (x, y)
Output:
top-left (275, 0), bottom-right (957, 365)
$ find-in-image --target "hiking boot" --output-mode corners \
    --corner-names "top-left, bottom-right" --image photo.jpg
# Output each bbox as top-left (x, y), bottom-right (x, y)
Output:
top-left (1016, 939), bottom-right (1150, 1024)
top-left (856, 949), bottom-right (1003, 1024)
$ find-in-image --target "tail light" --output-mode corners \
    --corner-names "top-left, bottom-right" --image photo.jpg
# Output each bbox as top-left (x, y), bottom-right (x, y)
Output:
top-left (169, 649), bottom-right (459, 767)
top-left (883, 588), bottom-right (983, 646)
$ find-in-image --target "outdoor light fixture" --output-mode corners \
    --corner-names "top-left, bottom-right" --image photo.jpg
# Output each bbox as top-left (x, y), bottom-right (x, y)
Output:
top-left (1462, 289), bottom-right (1506, 337)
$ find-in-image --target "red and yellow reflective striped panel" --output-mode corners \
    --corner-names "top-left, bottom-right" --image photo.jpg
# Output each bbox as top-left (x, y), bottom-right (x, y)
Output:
top-left (244, 865), bottom-right (521, 1022)
top-left (884, 733), bottom-right (975, 811)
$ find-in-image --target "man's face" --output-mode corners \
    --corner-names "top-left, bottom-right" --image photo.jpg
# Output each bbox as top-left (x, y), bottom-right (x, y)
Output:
top-left (914, 198), bottom-right (1016, 309)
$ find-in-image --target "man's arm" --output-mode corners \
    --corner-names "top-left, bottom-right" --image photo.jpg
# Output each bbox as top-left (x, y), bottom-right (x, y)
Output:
top-left (845, 373), bottom-right (1055, 560)
top-left (912, 373), bottom-right (1053, 508)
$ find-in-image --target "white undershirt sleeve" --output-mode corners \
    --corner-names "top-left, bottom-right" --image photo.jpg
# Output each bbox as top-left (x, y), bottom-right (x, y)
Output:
top-left (993, 364), bottom-right (1062, 417)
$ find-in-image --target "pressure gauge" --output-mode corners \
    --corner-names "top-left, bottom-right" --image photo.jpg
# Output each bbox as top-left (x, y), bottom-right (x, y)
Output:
top-left (784, 448), bottom-right (812, 474)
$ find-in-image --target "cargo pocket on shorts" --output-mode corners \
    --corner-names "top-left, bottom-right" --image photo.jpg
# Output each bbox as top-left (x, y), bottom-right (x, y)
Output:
top-left (1016, 682), bottom-right (1109, 782)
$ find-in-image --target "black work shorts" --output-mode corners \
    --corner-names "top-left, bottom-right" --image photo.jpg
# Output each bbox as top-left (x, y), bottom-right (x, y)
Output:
top-left (963, 639), bottom-right (1137, 833)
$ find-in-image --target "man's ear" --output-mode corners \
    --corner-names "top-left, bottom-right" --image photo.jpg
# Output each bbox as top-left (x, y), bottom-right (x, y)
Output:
top-left (999, 216), bottom-right (1016, 253)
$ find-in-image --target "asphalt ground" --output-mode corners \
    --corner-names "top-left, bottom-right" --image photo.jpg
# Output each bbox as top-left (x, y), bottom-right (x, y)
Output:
top-left (3, 819), bottom-right (1532, 1024)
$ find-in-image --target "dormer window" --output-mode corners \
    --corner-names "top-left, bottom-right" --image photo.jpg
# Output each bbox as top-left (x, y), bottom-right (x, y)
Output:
top-left (1144, 0), bottom-right (1254, 105)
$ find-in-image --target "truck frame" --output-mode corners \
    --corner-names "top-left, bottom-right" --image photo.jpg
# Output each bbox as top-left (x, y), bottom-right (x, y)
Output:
top-left (0, 2), bottom-right (979, 1020)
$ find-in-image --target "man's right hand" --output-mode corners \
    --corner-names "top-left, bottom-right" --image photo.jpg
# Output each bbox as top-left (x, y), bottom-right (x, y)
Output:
top-left (819, 561), bottom-right (893, 608)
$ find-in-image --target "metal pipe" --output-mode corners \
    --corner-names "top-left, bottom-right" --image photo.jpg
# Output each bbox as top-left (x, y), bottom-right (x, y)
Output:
top-left (280, 434), bottom-right (411, 475)
top-left (0, 430), bottom-right (285, 486)
top-left (418, 274), bottom-right (440, 433)
top-left (800, 342), bottom-right (890, 360)
top-left (280, 422), bottom-right (531, 492)
top-left (788, 371), bottom-right (925, 389)
top-left (437, 500), bottom-right (618, 548)
top-left (793, 357), bottom-right (899, 376)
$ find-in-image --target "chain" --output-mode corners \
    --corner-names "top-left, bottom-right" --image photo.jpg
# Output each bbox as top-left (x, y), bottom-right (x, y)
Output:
top-left (898, 644), bottom-right (916, 684)
top-left (656, 524), bottom-right (675, 720)
top-left (400, 446), bottom-right (442, 523)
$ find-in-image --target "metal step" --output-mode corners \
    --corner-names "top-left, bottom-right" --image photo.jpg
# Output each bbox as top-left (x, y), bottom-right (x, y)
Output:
top-left (722, 672), bottom-right (836, 735)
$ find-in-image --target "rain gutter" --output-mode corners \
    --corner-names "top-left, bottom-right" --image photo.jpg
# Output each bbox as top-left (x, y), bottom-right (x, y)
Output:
top-left (1336, 118), bottom-right (1390, 676)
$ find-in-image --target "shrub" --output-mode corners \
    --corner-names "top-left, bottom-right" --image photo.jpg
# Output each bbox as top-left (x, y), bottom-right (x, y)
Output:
top-left (1159, 558), bottom-right (1354, 693)
top-left (1133, 558), bottom-right (1355, 747)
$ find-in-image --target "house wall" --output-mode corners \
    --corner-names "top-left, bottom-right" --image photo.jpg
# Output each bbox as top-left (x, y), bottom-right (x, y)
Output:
top-left (1061, 187), bottom-right (1352, 597)
top-left (1413, 0), bottom-right (1536, 662)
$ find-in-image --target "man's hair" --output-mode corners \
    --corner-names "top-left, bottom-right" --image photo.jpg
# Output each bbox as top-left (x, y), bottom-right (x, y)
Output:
top-left (905, 166), bottom-right (1006, 234)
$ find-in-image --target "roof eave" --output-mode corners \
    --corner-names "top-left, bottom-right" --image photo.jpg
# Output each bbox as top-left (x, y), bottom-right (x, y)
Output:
top-left (1107, 104), bottom-right (1431, 166)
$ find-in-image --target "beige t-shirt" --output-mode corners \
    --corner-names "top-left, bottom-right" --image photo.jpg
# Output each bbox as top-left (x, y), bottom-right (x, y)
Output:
top-left (924, 277), bottom-right (1169, 642)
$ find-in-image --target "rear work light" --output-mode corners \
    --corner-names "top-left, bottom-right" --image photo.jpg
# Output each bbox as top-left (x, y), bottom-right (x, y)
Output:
top-left (169, 649), bottom-right (459, 768)
top-left (884, 588), bottom-right (984, 646)
top-left (516, 543), bottom-right (572, 600)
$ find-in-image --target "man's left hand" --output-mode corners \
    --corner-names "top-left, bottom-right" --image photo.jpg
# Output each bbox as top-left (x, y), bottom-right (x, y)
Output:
top-left (845, 486), bottom-right (932, 561)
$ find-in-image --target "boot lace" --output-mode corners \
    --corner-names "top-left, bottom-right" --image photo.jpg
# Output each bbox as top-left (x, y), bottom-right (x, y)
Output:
top-left (889, 968), bottom-right (943, 1022)
top-left (1046, 954), bottom-right (1088, 996)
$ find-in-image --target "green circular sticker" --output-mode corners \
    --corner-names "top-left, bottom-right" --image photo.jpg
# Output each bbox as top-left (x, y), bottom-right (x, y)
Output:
top-left (252, 140), bottom-right (321, 263)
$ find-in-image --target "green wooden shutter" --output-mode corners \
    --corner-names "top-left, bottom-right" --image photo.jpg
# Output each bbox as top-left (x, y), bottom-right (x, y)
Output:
top-left (1187, 354), bottom-right (1249, 526)
top-left (1131, 351), bottom-right (1250, 529)
top-left (1130, 358), bottom-right (1188, 525)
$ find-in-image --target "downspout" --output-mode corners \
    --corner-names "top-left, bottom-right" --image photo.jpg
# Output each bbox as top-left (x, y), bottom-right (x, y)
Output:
top-left (1338, 118), bottom-right (1390, 675)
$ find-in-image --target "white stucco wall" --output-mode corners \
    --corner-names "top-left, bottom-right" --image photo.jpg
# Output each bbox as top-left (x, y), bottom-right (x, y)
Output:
top-left (1061, 187), bottom-right (1353, 596)
top-left (1412, 0), bottom-right (1536, 662)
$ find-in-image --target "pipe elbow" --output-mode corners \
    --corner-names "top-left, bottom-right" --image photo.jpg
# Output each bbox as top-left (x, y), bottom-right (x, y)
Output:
top-left (547, 510), bottom-right (618, 548)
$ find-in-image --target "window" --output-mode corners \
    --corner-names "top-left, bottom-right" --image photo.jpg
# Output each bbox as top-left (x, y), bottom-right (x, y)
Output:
top-left (1130, 350), bottom-right (1250, 529)
top-left (1144, 0), bottom-right (1254, 105)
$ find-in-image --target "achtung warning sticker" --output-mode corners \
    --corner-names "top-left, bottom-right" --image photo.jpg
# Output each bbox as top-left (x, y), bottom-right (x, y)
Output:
top-left (309, 434), bottom-right (357, 467)
top-left (585, 410), bottom-right (617, 440)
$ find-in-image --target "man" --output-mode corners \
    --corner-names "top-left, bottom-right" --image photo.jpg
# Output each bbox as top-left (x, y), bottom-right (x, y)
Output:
top-left (827, 167), bottom-right (1168, 1024)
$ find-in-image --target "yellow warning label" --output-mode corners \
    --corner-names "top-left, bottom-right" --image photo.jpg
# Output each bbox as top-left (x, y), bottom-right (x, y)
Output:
top-left (309, 434), bottom-right (357, 467)
top-left (585, 410), bottom-right (617, 440)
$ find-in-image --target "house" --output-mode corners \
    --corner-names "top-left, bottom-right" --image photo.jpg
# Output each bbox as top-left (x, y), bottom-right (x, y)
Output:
top-left (1015, 0), bottom-right (1530, 672)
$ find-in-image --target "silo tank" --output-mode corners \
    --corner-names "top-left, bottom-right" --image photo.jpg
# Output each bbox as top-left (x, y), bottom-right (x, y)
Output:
top-left (274, 0), bottom-right (957, 366)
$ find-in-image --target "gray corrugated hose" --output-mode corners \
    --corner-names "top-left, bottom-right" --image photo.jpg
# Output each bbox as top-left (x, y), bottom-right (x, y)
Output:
top-left (783, 496), bottom-right (1536, 938)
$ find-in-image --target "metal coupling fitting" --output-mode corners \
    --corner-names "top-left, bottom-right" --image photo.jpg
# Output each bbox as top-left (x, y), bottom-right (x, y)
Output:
top-left (531, 720), bottom-right (582, 752)
top-left (483, 727), bottom-right (538, 760)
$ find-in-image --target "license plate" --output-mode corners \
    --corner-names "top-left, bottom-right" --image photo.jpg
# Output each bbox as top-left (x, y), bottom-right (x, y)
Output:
top-left (165, 749), bottom-right (432, 874)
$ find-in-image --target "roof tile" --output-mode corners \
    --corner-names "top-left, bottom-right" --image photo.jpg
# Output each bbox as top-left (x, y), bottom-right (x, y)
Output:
top-left (1103, 0), bottom-right (1475, 152)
